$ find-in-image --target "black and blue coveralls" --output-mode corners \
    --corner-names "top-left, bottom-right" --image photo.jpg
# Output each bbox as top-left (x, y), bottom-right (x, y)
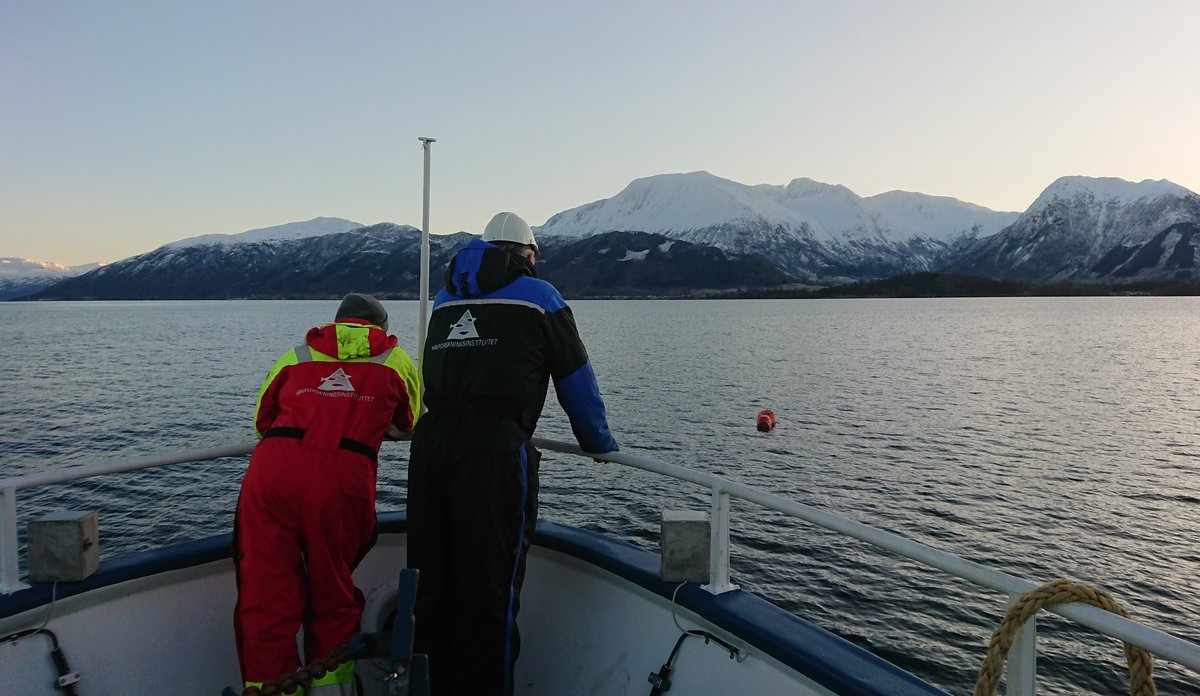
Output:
top-left (407, 239), bottom-right (618, 696)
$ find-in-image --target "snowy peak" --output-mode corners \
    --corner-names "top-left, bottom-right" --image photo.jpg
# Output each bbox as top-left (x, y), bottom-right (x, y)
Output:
top-left (165, 216), bottom-right (364, 249)
top-left (538, 171), bottom-right (1018, 249)
top-left (761, 178), bottom-right (878, 239)
top-left (1029, 176), bottom-right (1196, 211)
top-left (1016, 175), bottom-right (1200, 240)
top-left (542, 171), bottom-right (809, 237)
top-left (779, 177), bottom-right (861, 202)
top-left (0, 258), bottom-right (102, 300)
top-left (0, 257), bottom-right (100, 280)
top-left (534, 171), bottom-right (1028, 283)
top-left (864, 191), bottom-right (1017, 240)
top-left (950, 176), bottom-right (1200, 282)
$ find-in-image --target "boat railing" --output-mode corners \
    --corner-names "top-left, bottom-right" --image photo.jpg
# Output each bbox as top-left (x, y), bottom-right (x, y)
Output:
top-left (0, 443), bottom-right (256, 596)
top-left (2, 439), bottom-right (1199, 695)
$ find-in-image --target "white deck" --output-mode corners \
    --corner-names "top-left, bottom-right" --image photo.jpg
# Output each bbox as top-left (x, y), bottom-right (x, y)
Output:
top-left (1, 529), bottom-right (841, 696)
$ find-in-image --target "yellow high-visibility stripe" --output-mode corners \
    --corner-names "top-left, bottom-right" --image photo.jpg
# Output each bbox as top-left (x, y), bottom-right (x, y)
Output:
top-left (384, 346), bottom-right (423, 428)
top-left (309, 659), bottom-right (356, 687)
top-left (253, 348), bottom-right (301, 437)
top-left (333, 323), bottom-right (373, 360)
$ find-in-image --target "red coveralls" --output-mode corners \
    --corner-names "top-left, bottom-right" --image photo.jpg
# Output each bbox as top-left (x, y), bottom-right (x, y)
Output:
top-left (234, 319), bottom-right (421, 690)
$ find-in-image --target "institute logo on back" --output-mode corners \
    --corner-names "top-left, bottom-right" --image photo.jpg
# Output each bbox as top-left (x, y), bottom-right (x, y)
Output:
top-left (318, 367), bottom-right (356, 392)
top-left (447, 310), bottom-right (480, 340)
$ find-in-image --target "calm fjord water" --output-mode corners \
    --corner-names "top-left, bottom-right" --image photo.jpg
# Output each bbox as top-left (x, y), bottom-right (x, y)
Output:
top-left (3, 298), bottom-right (1199, 695)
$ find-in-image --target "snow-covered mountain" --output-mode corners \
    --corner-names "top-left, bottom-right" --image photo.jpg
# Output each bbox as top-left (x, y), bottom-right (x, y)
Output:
top-left (21, 173), bottom-right (1200, 300)
top-left (30, 225), bottom-right (789, 300)
top-left (0, 258), bottom-right (102, 300)
top-left (536, 171), bottom-right (1020, 282)
top-left (164, 217), bottom-right (363, 249)
top-left (35, 224), bottom-right (435, 300)
top-left (949, 176), bottom-right (1200, 282)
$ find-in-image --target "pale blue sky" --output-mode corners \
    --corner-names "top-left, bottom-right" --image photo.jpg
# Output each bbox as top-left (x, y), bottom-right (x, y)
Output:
top-left (3, 1), bottom-right (1198, 265)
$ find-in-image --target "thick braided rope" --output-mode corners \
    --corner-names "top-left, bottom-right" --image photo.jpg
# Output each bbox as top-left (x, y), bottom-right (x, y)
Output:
top-left (974, 578), bottom-right (1156, 696)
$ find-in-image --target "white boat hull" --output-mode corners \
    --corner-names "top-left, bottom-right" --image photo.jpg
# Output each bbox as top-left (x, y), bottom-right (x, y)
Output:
top-left (2, 513), bottom-right (945, 696)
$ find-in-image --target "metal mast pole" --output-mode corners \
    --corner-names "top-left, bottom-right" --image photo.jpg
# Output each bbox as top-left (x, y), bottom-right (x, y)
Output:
top-left (417, 137), bottom-right (436, 360)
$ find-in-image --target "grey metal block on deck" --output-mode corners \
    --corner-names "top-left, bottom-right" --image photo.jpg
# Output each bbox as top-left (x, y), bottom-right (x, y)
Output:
top-left (660, 510), bottom-right (710, 583)
top-left (27, 511), bottom-right (99, 583)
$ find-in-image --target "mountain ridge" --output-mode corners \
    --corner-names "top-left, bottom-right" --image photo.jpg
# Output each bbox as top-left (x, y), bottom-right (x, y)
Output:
top-left (0, 258), bottom-right (104, 300)
top-left (27, 227), bottom-right (790, 301)
top-left (948, 177), bottom-right (1200, 282)
top-left (165, 217), bottom-right (364, 249)
top-left (536, 170), bottom-right (1023, 282)
top-left (14, 172), bottom-right (1200, 300)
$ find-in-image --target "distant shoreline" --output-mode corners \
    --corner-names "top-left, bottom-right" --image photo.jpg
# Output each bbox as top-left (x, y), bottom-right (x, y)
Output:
top-left (11, 272), bottom-right (1200, 302)
top-left (705, 272), bottom-right (1200, 300)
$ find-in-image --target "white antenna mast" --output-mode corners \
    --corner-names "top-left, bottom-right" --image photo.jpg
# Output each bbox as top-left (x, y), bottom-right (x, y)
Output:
top-left (417, 137), bottom-right (436, 361)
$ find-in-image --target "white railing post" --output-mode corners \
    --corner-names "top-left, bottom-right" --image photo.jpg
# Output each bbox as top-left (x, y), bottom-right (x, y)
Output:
top-left (417, 136), bottom-right (435, 368)
top-left (703, 486), bottom-right (739, 594)
top-left (1006, 591), bottom-right (1038, 696)
top-left (0, 486), bottom-right (28, 595)
top-left (533, 437), bottom-right (1200, 675)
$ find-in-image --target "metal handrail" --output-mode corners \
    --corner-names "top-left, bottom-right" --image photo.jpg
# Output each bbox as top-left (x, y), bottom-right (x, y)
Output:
top-left (529, 438), bottom-right (1200, 685)
top-left (3, 438), bottom-right (1199, 691)
top-left (0, 443), bottom-right (256, 595)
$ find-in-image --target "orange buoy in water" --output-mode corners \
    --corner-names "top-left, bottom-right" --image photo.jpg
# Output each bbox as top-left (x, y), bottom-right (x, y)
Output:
top-left (756, 409), bottom-right (776, 432)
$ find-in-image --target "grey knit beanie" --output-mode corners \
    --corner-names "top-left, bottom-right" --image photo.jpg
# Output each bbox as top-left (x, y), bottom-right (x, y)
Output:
top-left (335, 293), bottom-right (388, 332)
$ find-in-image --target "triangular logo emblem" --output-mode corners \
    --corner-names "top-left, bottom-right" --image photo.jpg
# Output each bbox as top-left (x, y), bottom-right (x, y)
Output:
top-left (318, 367), bottom-right (356, 392)
top-left (447, 310), bottom-right (480, 340)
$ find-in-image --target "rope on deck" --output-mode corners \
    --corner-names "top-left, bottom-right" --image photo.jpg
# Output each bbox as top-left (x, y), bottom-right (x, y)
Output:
top-left (973, 578), bottom-right (1156, 696)
top-left (233, 644), bottom-right (352, 696)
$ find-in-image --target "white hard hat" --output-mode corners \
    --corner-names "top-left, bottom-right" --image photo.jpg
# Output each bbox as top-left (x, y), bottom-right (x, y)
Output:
top-left (481, 212), bottom-right (538, 252)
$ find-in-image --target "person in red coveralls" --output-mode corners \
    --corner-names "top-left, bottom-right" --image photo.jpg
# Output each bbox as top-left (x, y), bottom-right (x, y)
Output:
top-left (234, 293), bottom-right (421, 695)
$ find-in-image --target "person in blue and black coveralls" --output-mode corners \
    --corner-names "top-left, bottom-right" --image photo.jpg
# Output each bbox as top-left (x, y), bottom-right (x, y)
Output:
top-left (407, 211), bottom-right (619, 696)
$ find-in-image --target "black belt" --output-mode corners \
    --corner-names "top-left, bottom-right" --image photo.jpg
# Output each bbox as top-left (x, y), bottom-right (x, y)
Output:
top-left (262, 427), bottom-right (377, 461)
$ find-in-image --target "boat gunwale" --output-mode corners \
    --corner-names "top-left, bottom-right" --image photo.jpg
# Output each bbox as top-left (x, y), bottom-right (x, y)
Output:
top-left (5, 441), bottom-right (1200, 687)
top-left (2, 511), bottom-right (949, 696)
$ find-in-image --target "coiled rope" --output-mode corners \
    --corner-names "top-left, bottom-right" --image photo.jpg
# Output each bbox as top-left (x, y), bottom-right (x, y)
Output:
top-left (232, 645), bottom-right (353, 696)
top-left (974, 578), bottom-right (1156, 696)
